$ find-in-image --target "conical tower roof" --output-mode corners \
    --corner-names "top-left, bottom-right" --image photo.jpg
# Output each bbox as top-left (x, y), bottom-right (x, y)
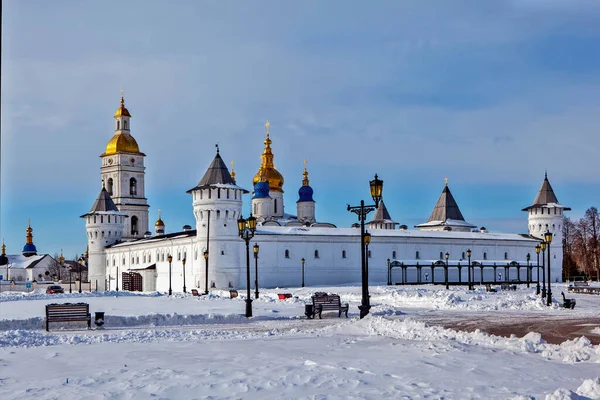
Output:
top-left (416, 181), bottom-right (476, 230)
top-left (369, 200), bottom-right (395, 223)
top-left (80, 185), bottom-right (123, 217)
top-left (187, 146), bottom-right (248, 193)
top-left (522, 173), bottom-right (571, 211)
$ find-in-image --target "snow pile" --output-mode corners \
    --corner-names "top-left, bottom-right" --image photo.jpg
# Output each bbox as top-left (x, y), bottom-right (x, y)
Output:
top-left (545, 378), bottom-right (600, 399)
top-left (348, 316), bottom-right (600, 363)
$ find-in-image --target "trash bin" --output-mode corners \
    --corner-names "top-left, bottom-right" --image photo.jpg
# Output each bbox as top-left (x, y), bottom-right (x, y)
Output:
top-left (304, 304), bottom-right (314, 319)
top-left (94, 312), bottom-right (105, 327)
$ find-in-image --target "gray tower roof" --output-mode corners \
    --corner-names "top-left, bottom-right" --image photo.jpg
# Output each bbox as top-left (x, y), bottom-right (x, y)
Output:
top-left (187, 149), bottom-right (248, 193)
top-left (80, 187), bottom-right (122, 217)
top-left (368, 200), bottom-right (398, 224)
top-left (416, 184), bottom-right (476, 229)
top-left (522, 173), bottom-right (571, 211)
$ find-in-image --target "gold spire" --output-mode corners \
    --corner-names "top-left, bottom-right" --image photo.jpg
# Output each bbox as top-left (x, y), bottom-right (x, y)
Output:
top-left (59, 249), bottom-right (65, 263)
top-left (230, 160), bottom-right (236, 183)
top-left (155, 208), bottom-right (165, 227)
top-left (1, 240), bottom-right (6, 256)
top-left (253, 120), bottom-right (284, 192)
top-left (302, 159), bottom-right (310, 186)
top-left (114, 90), bottom-right (132, 118)
top-left (26, 219), bottom-right (33, 245)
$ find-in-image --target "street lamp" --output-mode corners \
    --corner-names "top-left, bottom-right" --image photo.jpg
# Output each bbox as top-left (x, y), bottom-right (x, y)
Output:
top-left (387, 258), bottom-right (391, 285)
top-left (545, 231), bottom-right (553, 306)
top-left (535, 244), bottom-right (541, 295)
top-left (444, 252), bottom-right (450, 289)
top-left (68, 265), bottom-right (73, 293)
top-left (466, 249), bottom-right (472, 290)
top-left (364, 232), bottom-right (372, 290)
top-left (253, 243), bottom-right (260, 299)
top-left (203, 250), bottom-right (209, 295)
top-left (167, 254), bottom-right (173, 296)
top-left (182, 258), bottom-right (187, 293)
top-left (238, 214), bottom-right (257, 318)
top-left (77, 257), bottom-right (83, 293)
top-left (526, 253), bottom-right (531, 288)
top-left (301, 258), bottom-right (305, 288)
top-left (540, 241), bottom-right (547, 298)
top-left (347, 174), bottom-right (383, 319)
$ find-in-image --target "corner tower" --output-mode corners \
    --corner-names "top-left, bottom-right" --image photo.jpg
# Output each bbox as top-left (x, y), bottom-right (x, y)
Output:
top-left (81, 183), bottom-right (127, 291)
top-left (187, 146), bottom-right (249, 289)
top-left (100, 94), bottom-right (149, 240)
top-left (297, 160), bottom-right (316, 224)
top-left (523, 173), bottom-right (570, 282)
top-left (253, 121), bottom-right (284, 218)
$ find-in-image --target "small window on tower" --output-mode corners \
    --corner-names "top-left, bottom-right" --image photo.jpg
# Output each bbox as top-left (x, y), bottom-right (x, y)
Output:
top-left (130, 178), bottom-right (137, 196)
top-left (124, 120), bottom-right (128, 130)
top-left (483, 252), bottom-right (487, 260)
top-left (342, 250), bottom-right (346, 259)
top-left (314, 250), bottom-right (319, 259)
top-left (285, 249), bottom-right (290, 259)
top-left (392, 250), bottom-right (397, 259)
top-left (107, 178), bottom-right (113, 196)
top-left (116, 120), bottom-right (120, 130)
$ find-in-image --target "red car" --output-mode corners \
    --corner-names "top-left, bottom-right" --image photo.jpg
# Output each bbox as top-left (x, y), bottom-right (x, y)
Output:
top-left (46, 285), bottom-right (65, 294)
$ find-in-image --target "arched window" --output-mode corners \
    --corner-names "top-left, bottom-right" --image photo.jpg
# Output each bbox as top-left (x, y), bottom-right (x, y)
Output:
top-left (285, 249), bottom-right (290, 258)
top-left (130, 178), bottom-right (137, 196)
top-left (216, 210), bottom-right (220, 219)
top-left (227, 189), bottom-right (230, 199)
top-left (123, 120), bottom-right (128, 130)
top-left (342, 250), bottom-right (346, 259)
top-left (392, 250), bottom-right (397, 259)
top-left (217, 189), bottom-right (221, 199)
top-left (314, 250), bottom-right (319, 259)
top-left (131, 216), bottom-right (138, 235)
top-left (462, 252), bottom-right (465, 260)
top-left (107, 178), bottom-right (113, 196)
top-left (274, 199), bottom-right (278, 214)
top-left (504, 252), bottom-right (508, 260)
top-left (483, 252), bottom-right (487, 260)
top-left (415, 251), bottom-right (420, 260)
top-left (439, 251), bottom-right (443, 260)
top-left (101, 216), bottom-right (103, 223)
top-left (116, 120), bottom-right (120, 130)
top-left (254, 204), bottom-right (257, 214)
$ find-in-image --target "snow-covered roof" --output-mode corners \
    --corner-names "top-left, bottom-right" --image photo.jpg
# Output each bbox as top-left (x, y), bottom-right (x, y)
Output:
top-left (107, 230), bottom-right (197, 248)
top-left (415, 219), bottom-right (477, 228)
top-left (255, 225), bottom-right (538, 242)
top-left (4, 254), bottom-right (52, 269)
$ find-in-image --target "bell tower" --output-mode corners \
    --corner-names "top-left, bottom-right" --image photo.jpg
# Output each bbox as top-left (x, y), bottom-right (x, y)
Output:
top-left (99, 93), bottom-right (149, 240)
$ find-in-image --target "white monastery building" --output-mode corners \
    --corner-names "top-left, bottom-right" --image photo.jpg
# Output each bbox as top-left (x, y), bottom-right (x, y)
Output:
top-left (82, 98), bottom-right (569, 292)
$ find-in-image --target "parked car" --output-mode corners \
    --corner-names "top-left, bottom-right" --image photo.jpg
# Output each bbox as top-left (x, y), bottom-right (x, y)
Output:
top-left (46, 285), bottom-right (64, 294)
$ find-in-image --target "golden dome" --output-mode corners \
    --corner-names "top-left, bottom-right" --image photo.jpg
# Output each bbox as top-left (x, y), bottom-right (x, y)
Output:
top-left (253, 121), bottom-right (284, 192)
top-left (114, 96), bottom-right (131, 118)
top-left (102, 132), bottom-right (141, 156)
top-left (155, 218), bottom-right (164, 227)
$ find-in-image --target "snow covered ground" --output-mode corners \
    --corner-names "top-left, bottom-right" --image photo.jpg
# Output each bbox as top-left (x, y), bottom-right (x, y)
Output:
top-left (1, 284), bottom-right (599, 399)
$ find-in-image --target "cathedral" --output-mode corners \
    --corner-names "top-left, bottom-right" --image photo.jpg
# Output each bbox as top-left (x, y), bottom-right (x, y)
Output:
top-left (82, 97), bottom-right (569, 292)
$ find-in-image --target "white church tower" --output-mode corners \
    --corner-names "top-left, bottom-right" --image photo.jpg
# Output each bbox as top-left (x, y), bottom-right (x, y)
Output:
top-left (253, 121), bottom-right (285, 219)
top-left (296, 160), bottom-right (316, 224)
top-left (523, 173), bottom-right (570, 282)
top-left (187, 146), bottom-right (249, 289)
top-left (100, 95), bottom-right (149, 240)
top-left (81, 183), bottom-right (127, 291)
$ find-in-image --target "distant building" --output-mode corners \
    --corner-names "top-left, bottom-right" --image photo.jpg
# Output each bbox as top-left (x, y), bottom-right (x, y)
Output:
top-left (83, 97), bottom-right (568, 292)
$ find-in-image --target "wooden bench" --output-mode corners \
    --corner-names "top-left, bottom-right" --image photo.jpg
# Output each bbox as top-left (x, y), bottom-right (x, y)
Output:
top-left (45, 303), bottom-right (91, 331)
top-left (311, 294), bottom-right (349, 319)
top-left (561, 292), bottom-right (576, 309)
top-left (573, 281), bottom-right (589, 287)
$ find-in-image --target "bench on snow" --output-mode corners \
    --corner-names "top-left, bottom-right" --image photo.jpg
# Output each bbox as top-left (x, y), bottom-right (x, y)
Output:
top-left (561, 292), bottom-right (576, 309)
top-left (311, 293), bottom-right (349, 319)
top-left (45, 302), bottom-right (91, 331)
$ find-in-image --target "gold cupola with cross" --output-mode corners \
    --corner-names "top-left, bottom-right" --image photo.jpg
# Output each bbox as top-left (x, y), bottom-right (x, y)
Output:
top-left (253, 121), bottom-right (284, 193)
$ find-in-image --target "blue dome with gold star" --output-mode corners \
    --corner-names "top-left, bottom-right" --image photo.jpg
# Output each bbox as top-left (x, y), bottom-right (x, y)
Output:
top-left (297, 161), bottom-right (314, 203)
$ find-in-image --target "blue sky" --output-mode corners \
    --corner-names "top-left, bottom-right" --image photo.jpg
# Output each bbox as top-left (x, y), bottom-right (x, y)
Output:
top-left (2, 0), bottom-right (600, 259)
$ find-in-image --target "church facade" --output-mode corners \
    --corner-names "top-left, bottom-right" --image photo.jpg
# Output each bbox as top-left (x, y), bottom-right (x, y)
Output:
top-left (83, 98), bottom-right (569, 292)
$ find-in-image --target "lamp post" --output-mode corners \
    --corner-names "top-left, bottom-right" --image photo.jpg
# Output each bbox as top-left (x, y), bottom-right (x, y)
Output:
top-left (526, 253), bottom-right (531, 288)
top-left (203, 250), bottom-right (209, 295)
top-left (238, 214), bottom-right (257, 318)
top-left (68, 266), bottom-right (73, 293)
top-left (253, 243), bottom-right (260, 299)
top-left (364, 232), bottom-right (372, 288)
top-left (387, 258), bottom-right (391, 285)
top-left (77, 257), bottom-right (83, 293)
top-left (535, 244), bottom-right (541, 295)
top-left (301, 258), bottom-right (305, 288)
top-left (167, 254), bottom-right (173, 296)
top-left (545, 231), bottom-right (553, 306)
top-left (116, 266), bottom-right (119, 291)
top-left (467, 249), bottom-right (472, 290)
top-left (347, 174), bottom-right (383, 319)
top-left (444, 252), bottom-right (450, 289)
top-left (182, 258), bottom-right (187, 293)
top-left (540, 242), bottom-right (546, 298)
